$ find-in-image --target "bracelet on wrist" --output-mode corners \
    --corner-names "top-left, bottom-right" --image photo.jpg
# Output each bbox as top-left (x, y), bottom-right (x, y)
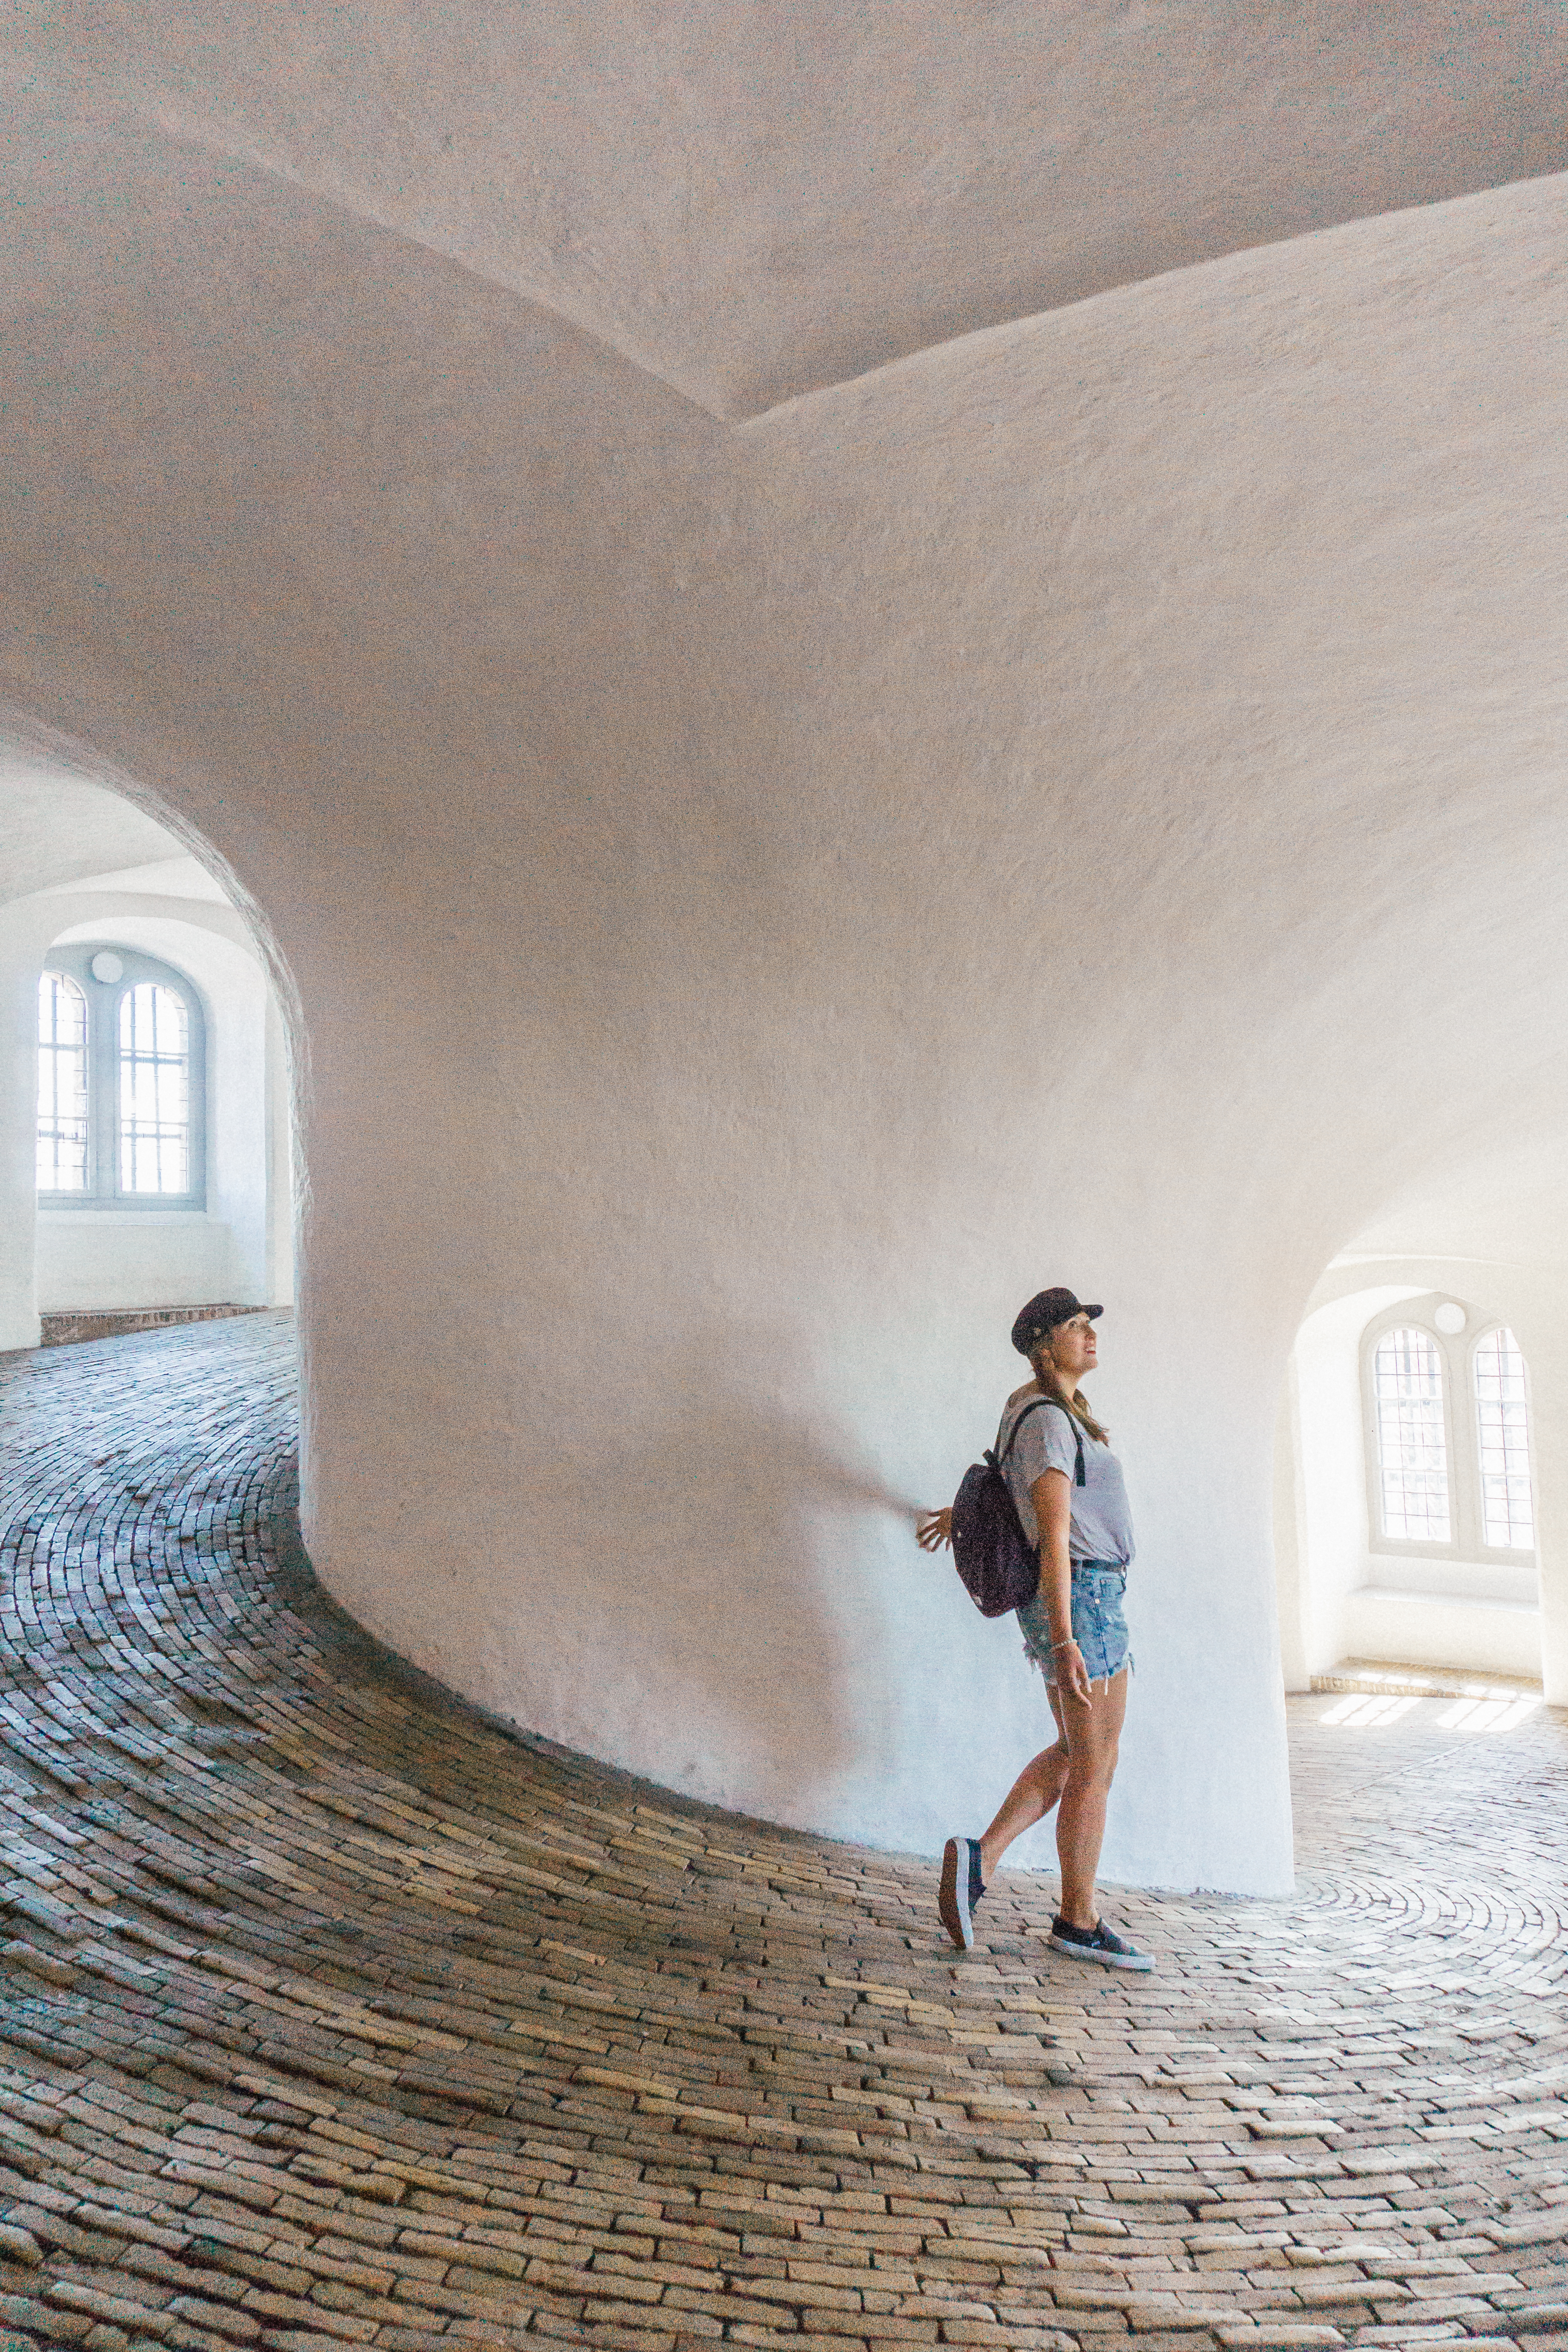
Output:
top-left (1050, 1639), bottom-right (1079, 1653)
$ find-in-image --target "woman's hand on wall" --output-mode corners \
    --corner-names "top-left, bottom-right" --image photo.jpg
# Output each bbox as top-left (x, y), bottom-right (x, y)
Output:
top-left (916, 1507), bottom-right (953, 1552)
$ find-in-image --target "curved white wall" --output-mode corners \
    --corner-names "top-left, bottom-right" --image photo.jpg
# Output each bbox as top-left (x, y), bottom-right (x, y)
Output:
top-left (5, 72), bottom-right (1568, 1891)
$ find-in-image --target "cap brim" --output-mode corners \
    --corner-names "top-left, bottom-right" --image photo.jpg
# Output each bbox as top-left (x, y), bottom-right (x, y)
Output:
top-left (1084, 1304), bottom-right (1104, 1319)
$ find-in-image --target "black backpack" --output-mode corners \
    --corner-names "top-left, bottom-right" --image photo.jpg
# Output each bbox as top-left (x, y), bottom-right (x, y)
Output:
top-left (950, 1397), bottom-right (1086, 1617)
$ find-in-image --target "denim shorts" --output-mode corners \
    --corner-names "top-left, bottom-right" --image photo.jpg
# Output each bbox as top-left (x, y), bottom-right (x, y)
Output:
top-left (1018, 1561), bottom-right (1132, 1689)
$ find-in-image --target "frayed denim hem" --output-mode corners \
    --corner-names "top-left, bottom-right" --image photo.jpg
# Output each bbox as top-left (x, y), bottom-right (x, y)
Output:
top-left (1024, 1643), bottom-right (1134, 1692)
top-left (1018, 1561), bottom-right (1131, 1689)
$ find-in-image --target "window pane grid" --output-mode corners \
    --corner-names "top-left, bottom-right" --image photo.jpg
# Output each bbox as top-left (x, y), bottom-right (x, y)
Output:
top-left (118, 982), bottom-right (191, 1195)
top-left (36, 972), bottom-right (89, 1191)
top-left (1474, 1326), bottom-right (1534, 1550)
top-left (1374, 1326), bottom-right (1451, 1542)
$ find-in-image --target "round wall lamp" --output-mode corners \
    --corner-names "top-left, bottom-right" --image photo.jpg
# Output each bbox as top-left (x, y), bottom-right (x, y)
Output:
top-left (1434, 1301), bottom-right (1467, 1334)
top-left (89, 951), bottom-right (125, 984)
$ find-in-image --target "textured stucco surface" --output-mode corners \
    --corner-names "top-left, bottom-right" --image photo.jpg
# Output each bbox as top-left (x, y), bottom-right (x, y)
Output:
top-left (7, 2), bottom-right (1566, 415)
top-left (4, 17), bottom-right (1568, 1892)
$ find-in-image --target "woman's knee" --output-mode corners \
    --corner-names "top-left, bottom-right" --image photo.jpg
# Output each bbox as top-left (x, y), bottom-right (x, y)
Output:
top-left (1065, 1735), bottom-right (1119, 1792)
top-left (1025, 1744), bottom-right (1070, 1802)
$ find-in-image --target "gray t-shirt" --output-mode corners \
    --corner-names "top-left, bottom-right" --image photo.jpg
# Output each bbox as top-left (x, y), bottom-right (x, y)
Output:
top-left (997, 1392), bottom-right (1135, 1566)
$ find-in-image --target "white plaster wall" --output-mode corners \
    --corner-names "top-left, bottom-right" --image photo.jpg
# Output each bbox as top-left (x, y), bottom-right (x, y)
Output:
top-left (33, 1212), bottom-right (238, 1312)
top-left (1272, 1360), bottom-right (1311, 1693)
top-left (264, 991), bottom-right (295, 1310)
top-left (0, 915), bottom-right (47, 1351)
top-left (1287, 1290), bottom-right (1416, 1678)
top-left (4, 76), bottom-right (1568, 1889)
top-left (1341, 1589), bottom-right (1540, 1680)
top-left (1518, 1316), bottom-right (1568, 1708)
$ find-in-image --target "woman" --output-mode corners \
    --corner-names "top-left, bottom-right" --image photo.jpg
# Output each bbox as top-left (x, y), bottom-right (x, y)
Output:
top-left (918, 1286), bottom-right (1152, 1971)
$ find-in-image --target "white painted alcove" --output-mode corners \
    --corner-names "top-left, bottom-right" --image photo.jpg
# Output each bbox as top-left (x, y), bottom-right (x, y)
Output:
top-left (0, 773), bottom-right (296, 1345)
top-left (1276, 1270), bottom-right (1544, 1688)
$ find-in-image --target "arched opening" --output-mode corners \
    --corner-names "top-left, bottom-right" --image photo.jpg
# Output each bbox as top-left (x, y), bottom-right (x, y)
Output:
top-left (0, 736), bottom-right (301, 1353)
top-left (1277, 1261), bottom-right (1546, 1703)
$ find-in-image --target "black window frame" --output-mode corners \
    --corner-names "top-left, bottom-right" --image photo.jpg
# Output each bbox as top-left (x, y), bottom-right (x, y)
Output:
top-left (37, 943), bottom-right (207, 1212)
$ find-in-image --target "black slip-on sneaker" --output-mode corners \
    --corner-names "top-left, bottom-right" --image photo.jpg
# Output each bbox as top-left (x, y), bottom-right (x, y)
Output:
top-left (938, 1836), bottom-right (985, 1951)
top-left (1047, 1915), bottom-right (1154, 1971)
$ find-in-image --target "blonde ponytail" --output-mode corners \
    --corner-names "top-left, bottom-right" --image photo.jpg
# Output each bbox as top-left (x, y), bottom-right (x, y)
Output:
top-left (1027, 1345), bottom-right (1109, 1446)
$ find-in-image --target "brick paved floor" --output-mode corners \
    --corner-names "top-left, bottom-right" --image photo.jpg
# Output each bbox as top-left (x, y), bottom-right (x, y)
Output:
top-left (2, 1315), bottom-right (1566, 2352)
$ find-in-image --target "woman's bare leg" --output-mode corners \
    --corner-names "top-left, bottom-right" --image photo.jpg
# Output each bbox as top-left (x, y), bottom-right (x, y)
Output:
top-left (978, 1736), bottom-right (1070, 1882)
top-left (1053, 1670), bottom-right (1129, 1927)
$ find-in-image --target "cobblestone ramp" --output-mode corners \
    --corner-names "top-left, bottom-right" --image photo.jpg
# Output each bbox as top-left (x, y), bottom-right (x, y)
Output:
top-left (2, 1315), bottom-right (1567, 2352)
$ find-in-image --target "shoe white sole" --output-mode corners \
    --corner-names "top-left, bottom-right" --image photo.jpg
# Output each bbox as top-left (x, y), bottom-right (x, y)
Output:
top-left (938, 1837), bottom-right (973, 1951)
top-left (1047, 1928), bottom-right (1154, 1972)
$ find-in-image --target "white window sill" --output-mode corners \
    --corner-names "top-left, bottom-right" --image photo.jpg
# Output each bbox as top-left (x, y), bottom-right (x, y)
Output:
top-left (1364, 1550), bottom-right (1535, 1605)
top-left (1357, 1581), bottom-right (1538, 1617)
top-left (37, 1208), bottom-right (218, 1226)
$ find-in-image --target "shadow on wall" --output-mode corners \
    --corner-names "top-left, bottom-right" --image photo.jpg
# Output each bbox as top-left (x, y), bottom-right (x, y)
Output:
top-left (488, 1327), bottom-right (925, 1821)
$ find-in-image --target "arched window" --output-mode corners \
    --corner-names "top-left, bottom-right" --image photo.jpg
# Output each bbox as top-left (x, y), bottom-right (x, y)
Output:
top-left (1361, 1301), bottom-right (1536, 1565)
top-left (1372, 1327), bottom-right (1450, 1543)
top-left (35, 946), bottom-right (205, 1209)
top-left (1474, 1327), bottom-right (1534, 1550)
top-left (119, 982), bottom-right (191, 1195)
top-left (37, 971), bottom-right (90, 1192)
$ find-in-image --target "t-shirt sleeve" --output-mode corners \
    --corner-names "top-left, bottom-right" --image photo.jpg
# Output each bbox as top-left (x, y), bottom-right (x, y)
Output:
top-left (1009, 1403), bottom-right (1078, 1490)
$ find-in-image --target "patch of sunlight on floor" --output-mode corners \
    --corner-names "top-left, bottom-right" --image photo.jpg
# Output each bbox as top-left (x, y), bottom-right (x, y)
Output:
top-left (1319, 1692), bottom-right (1421, 1726)
top-left (1436, 1693), bottom-right (1543, 1732)
top-left (1319, 1691), bottom-right (1542, 1733)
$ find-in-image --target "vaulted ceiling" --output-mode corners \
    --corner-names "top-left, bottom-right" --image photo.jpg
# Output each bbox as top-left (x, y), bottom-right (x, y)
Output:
top-left (7, 2), bottom-right (1565, 416)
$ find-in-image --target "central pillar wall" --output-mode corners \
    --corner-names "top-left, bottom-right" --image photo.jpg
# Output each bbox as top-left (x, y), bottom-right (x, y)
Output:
top-left (5, 105), bottom-right (1568, 1890)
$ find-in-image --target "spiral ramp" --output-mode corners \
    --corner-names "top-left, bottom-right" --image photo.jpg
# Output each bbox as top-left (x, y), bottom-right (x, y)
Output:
top-left (2, 1317), bottom-right (1566, 2352)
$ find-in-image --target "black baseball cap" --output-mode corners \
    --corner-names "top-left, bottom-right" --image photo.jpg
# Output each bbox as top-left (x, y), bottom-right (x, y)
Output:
top-left (1011, 1288), bottom-right (1103, 1355)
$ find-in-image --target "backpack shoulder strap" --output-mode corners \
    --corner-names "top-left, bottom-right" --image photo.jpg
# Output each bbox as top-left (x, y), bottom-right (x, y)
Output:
top-left (995, 1396), bottom-right (1048, 1464)
top-left (997, 1396), bottom-right (1086, 1487)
